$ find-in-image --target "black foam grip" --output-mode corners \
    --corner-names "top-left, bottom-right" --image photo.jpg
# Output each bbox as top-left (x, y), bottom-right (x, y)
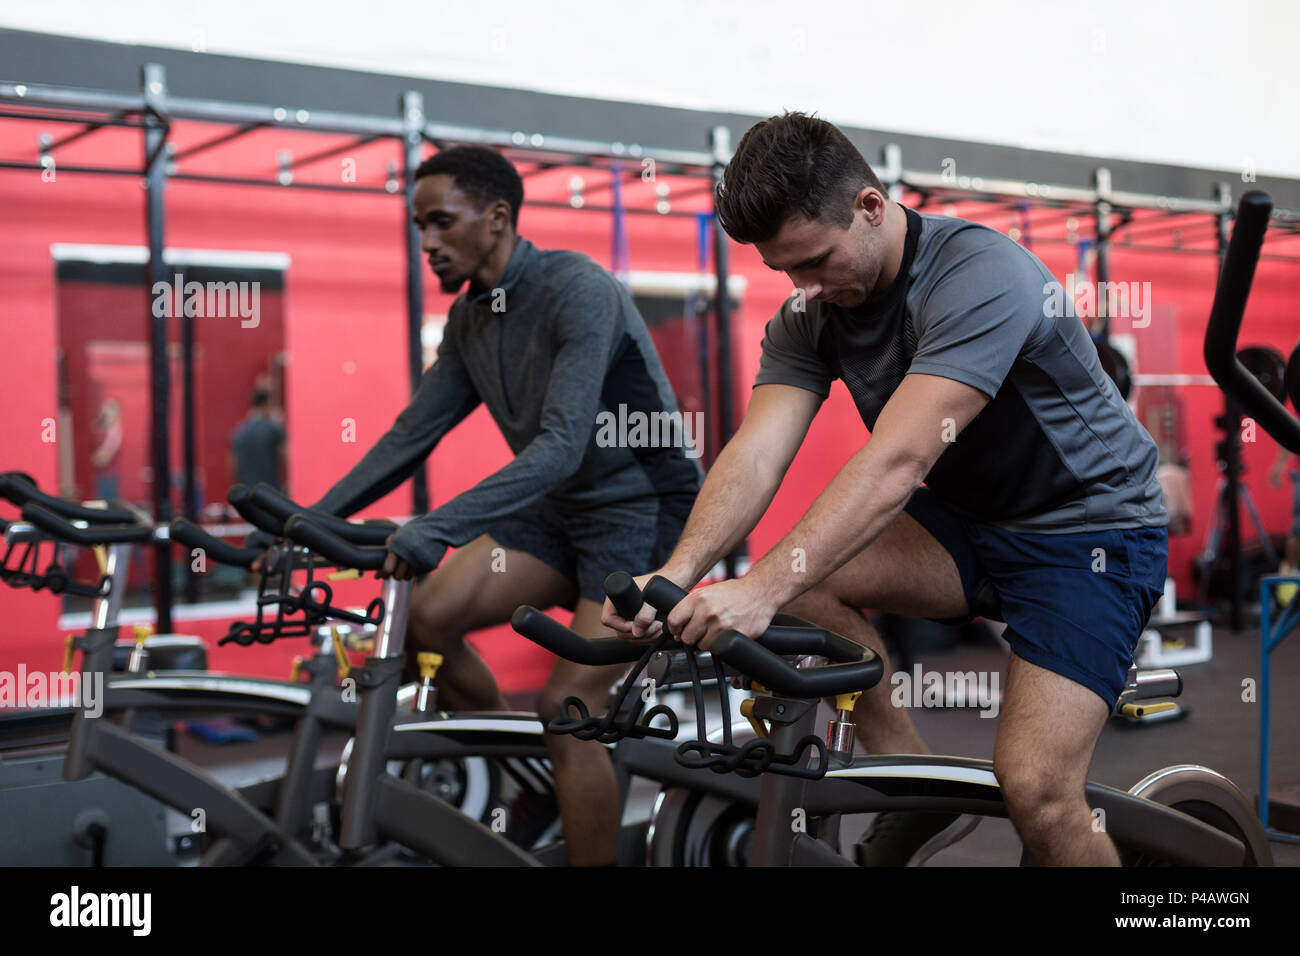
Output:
top-left (251, 483), bottom-right (393, 546)
top-left (170, 519), bottom-right (260, 569)
top-left (510, 605), bottom-right (645, 665)
top-left (227, 484), bottom-right (285, 535)
top-left (282, 515), bottom-right (386, 570)
top-left (1203, 191), bottom-right (1300, 453)
top-left (758, 625), bottom-right (866, 663)
top-left (603, 571), bottom-right (644, 619)
top-left (22, 502), bottom-right (152, 545)
top-left (642, 575), bottom-right (688, 613)
top-left (0, 474), bottom-right (134, 523)
top-left (710, 630), bottom-right (883, 698)
top-left (1286, 341), bottom-right (1300, 412)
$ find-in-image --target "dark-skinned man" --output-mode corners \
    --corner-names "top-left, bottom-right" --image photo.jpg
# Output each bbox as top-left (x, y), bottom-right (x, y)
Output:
top-left (273, 146), bottom-right (701, 865)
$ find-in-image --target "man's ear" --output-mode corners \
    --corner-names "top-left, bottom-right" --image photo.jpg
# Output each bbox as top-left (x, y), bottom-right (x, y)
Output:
top-left (489, 199), bottom-right (513, 234)
top-left (857, 186), bottom-right (888, 225)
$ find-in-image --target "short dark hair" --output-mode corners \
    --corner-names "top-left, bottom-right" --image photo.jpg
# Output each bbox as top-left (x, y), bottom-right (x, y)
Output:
top-left (415, 145), bottom-right (524, 229)
top-left (715, 112), bottom-right (886, 244)
top-left (251, 388), bottom-right (270, 408)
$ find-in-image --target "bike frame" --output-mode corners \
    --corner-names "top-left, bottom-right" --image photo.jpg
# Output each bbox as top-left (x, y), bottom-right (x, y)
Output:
top-left (743, 691), bottom-right (1256, 866)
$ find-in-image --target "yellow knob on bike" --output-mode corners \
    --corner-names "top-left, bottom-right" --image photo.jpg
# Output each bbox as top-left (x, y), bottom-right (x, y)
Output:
top-left (331, 627), bottom-right (350, 680)
top-left (417, 652), bottom-right (443, 681)
top-left (62, 634), bottom-right (76, 675)
top-left (289, 656), bottom-right (304, 683)
top-left (739, 697), bottom-right (769, 738)
top-left (326, 568), bottom-right (362, 581)
top-left (835, 691), bottom-right (862, 712)
top-left (92, 545), bottom-right (107, 576)
top-left (132, 625), bottom-right (152, 647)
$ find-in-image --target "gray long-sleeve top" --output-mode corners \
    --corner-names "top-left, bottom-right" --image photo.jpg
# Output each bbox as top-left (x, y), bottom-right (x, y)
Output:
top-left (311, 238), bottom-right (702, 572)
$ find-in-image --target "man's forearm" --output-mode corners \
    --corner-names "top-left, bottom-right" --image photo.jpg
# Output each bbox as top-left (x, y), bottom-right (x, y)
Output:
top-left (662, 440), bottom-right (783, 585)
top-left (745, 446), bottom-right (923, 609)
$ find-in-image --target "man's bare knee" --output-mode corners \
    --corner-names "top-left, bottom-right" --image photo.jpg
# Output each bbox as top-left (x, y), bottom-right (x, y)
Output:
top-left (538, 681), bottom-right (597, 724)
top-left (538, 672), bottom-right (620, 725)
top-left (994, 753), bottom-right (1081, 827)
top-left (406, 592), bottom-right (469, 655)
top-left (781, 583), bottom-right (859, 626)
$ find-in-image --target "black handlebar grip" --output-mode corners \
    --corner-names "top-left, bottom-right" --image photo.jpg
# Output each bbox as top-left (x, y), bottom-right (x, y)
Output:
top-left (0, 474), bottom-right (135, 524)
top-left (510, 605), bottom-right (646, 665)
top-left (603, 571), bottom-right (644, 619)
top-left (1287, 341), bottom-right (1300, 413)
top-left (1204, 191), bottom-right (1300, 453)
top-left (227, 484), bottom-right (286, 535)
top-left (639, 576), bottom-right (862, 661)
top-left (250, 483), bottom-right (394, 546)
top-left (21, 502), bottom-right (152, 545)
top-left (170, 519), bottom-right (261, 569)
top-left (642, 575), bottom-right (689, 613)
top-left (282, 515), bottom-right (387, 571)
top-left (711, 630), bottom-right (883, 698)
top-left (759, 625), bottom-right (865, 664)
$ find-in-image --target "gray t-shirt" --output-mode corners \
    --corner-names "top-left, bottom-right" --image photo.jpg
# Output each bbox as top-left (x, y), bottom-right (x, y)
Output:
top-left (754, 206), bottom-right (1166, 533)
top-left (231, 416), bottom-right (285, 491)
top-left (312, 238), bottom-right (702, 571)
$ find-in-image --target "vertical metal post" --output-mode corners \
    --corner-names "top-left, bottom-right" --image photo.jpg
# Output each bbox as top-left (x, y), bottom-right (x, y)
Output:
top-left (710, 125), bottom-right (741, 578)
top-left (1215, 182), bottom-right (1244, 630)
top-left (1094, 167), bottom-right (1112, 339)
top-left (402, 92), bottom-right (429, 516)
top-left (175, 137), bottom-right (197, 604)
top-left (881, 143), bottom-right (904, 203)
top-left (143, 64), bottom-right (173, 633)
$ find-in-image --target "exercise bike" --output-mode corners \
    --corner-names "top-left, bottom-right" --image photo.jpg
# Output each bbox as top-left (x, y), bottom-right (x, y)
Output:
top-left (512, 574), bottom-right (1273, 866)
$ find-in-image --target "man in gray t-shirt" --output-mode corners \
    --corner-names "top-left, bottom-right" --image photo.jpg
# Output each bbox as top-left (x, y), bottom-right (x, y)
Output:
top-left (605, 113), bottom-right (1169, 867)
top-left (229, 388), bottom-right (286, 492)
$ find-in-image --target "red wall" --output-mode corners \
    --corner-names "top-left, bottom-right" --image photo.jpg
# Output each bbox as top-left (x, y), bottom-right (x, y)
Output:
top-left (2, 120), bottom-right (1296, 694)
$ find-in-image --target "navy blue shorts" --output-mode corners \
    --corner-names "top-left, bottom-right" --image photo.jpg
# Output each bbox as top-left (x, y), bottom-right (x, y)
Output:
top-left (485, 497), bottom-right (689, 606)
top-left (902, 487), bottom-right (1169, 708)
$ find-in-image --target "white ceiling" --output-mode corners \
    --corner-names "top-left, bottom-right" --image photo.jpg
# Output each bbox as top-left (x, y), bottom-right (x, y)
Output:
top-left (4, 0), bottom-right (1297, 178)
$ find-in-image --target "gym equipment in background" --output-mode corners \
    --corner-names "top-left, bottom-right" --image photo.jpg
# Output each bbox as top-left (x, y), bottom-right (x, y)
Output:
top-left (1202, 189), bottom-right (1300, 841)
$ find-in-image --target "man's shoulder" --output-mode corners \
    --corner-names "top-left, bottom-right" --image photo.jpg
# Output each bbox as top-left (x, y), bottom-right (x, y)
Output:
top-left (533, 248), bottom-right (616, 292)
top-left (911, 211), bottom-right (1054, 303)
top-left (915, 212), bottom-right (1024, 266)
top-left (768, 294), bottom-right (831, 342)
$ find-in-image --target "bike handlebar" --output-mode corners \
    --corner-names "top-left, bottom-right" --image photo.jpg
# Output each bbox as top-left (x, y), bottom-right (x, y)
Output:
top-left (227, 483), bottom-right (286, 535)
top-left (1288, 344), bottom-right (1300, 412)
top-left (0, 473), bottom-right (135, 524)
top-left (250, 484), bottom-right (395, 546)
top-left (170, 519), bottom-right (261, 569)
top-left (509, 605), bottom-right (646, 665)
top-left (709, 630), bottom-right (883, 698)
top-left (1204, 191), bottom-right (1300, 453)
top-left (21, 502), bottom-right (153, 545)
top-left (282, 514), bottom-right (388, 571)
top-left (512, 573), bottom-right (884, 698)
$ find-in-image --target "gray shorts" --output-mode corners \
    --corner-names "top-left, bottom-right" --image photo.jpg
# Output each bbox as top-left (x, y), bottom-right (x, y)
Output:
top-left (485, 497), bottom-right (690, 606)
